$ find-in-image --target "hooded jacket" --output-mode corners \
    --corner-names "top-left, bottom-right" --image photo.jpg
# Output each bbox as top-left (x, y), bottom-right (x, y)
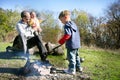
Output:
top-left (59, 21), bottom-right (81, 49)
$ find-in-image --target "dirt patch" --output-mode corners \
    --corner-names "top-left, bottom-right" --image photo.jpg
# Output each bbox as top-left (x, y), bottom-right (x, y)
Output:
top-left (0, 52), bottom-right (91, 80)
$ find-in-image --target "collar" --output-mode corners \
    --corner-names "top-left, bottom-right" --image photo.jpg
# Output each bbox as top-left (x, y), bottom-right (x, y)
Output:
top-left (20, 20), bottom-right (28, 25)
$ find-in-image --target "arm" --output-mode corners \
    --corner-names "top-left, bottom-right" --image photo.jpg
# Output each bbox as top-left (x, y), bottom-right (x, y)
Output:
top-left (36, 18), bottom-right (42, 32)
top-left (58, 34), bottom-right (71, 45)
top-left (16, 23), bottom-right (34, 38)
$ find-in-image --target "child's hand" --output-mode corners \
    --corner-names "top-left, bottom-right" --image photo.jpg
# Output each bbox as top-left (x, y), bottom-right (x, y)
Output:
top-left (29, 20), bottom-right (34, 26)
top-left (38, 28), bottom-right (42, 32)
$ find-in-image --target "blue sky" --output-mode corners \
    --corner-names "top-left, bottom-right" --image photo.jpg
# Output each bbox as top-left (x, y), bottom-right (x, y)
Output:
top-left (0, 0), bottom-right (115, 18)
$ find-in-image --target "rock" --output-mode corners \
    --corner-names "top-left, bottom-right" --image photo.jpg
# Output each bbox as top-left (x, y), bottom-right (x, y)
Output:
top-left (22, 60), bottom-right (52, 76)
top-left (45, 42), bottom-right (64, 55)
top-left (6, 35), bottom-right (64, 55)
top-left (20, 60), bottom-right (91, 80)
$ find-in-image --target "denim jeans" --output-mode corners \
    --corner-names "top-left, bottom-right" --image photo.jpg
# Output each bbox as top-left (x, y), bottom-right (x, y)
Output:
top-left (67, 48), bottom-right (81, 72)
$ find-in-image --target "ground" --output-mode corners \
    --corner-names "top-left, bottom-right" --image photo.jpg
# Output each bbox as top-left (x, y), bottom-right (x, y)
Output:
top-left (0, 51), bottom-right (90, 80)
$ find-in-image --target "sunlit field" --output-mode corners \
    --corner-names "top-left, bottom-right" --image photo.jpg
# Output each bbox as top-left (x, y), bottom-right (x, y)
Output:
top-left (0, 42), bottom-right (120, 80)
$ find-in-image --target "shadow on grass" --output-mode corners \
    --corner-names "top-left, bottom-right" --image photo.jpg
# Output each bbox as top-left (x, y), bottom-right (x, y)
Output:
top-left (0, 51), bottom-right (26, 76)
top-left (0, 67), bottom-right (25, 80)
top-left (0, 67), bottom-right (20, 75)
top-left (0, 51), bottom-right (27, 59)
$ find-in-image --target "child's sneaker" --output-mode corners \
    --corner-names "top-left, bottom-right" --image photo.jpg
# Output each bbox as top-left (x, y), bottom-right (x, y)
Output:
top-left (76, 67), bottom-right (83, 72)
top-left (64, 69), bottom-right (76, 75)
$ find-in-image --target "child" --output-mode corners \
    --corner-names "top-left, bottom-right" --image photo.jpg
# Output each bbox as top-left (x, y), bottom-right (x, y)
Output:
top-left (30, 11), bottom-right (42, 33)
top-left (58, 10), bottom-right (82, 75)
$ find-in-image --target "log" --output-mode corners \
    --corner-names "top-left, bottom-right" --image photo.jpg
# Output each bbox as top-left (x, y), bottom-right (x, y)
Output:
top-left (6, 35), bottom-right (64, 55)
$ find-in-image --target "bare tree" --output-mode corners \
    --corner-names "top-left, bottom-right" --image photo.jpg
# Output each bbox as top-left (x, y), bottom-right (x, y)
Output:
top-left (105, 0), bottom-right (120, 49)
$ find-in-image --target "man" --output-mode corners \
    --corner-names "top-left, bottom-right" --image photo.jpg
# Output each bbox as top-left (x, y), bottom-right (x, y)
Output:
top-left (16, 10), bottom-right (47, 61)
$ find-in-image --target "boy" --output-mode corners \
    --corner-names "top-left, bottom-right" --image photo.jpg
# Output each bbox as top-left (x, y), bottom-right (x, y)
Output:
top-left (58, 10), bottom-right (82, 75)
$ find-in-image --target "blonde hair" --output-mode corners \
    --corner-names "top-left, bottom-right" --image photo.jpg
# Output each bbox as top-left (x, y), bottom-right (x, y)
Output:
top-left (59, 10), bottom-right (70, 19)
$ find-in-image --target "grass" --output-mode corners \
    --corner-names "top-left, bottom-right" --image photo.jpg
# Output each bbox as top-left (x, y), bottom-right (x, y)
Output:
top-left (0, 42), bottom-right (120, 80)
top-left (80, 46), bottom-right (120, 80)
top-left (0, 42), bottom-right (12, 52)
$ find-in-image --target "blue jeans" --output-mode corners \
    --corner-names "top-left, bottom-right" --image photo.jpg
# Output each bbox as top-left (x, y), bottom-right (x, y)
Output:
top-left (67, 48), bottom-right (81, 72)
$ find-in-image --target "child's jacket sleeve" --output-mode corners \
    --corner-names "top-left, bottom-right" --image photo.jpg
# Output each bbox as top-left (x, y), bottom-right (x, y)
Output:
top-left (58, 34), bottom-right (71, 45)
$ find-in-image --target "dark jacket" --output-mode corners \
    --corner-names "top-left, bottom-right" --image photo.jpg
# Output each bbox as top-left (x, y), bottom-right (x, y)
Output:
top-left (64, 21), bottom-right (81, 49)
